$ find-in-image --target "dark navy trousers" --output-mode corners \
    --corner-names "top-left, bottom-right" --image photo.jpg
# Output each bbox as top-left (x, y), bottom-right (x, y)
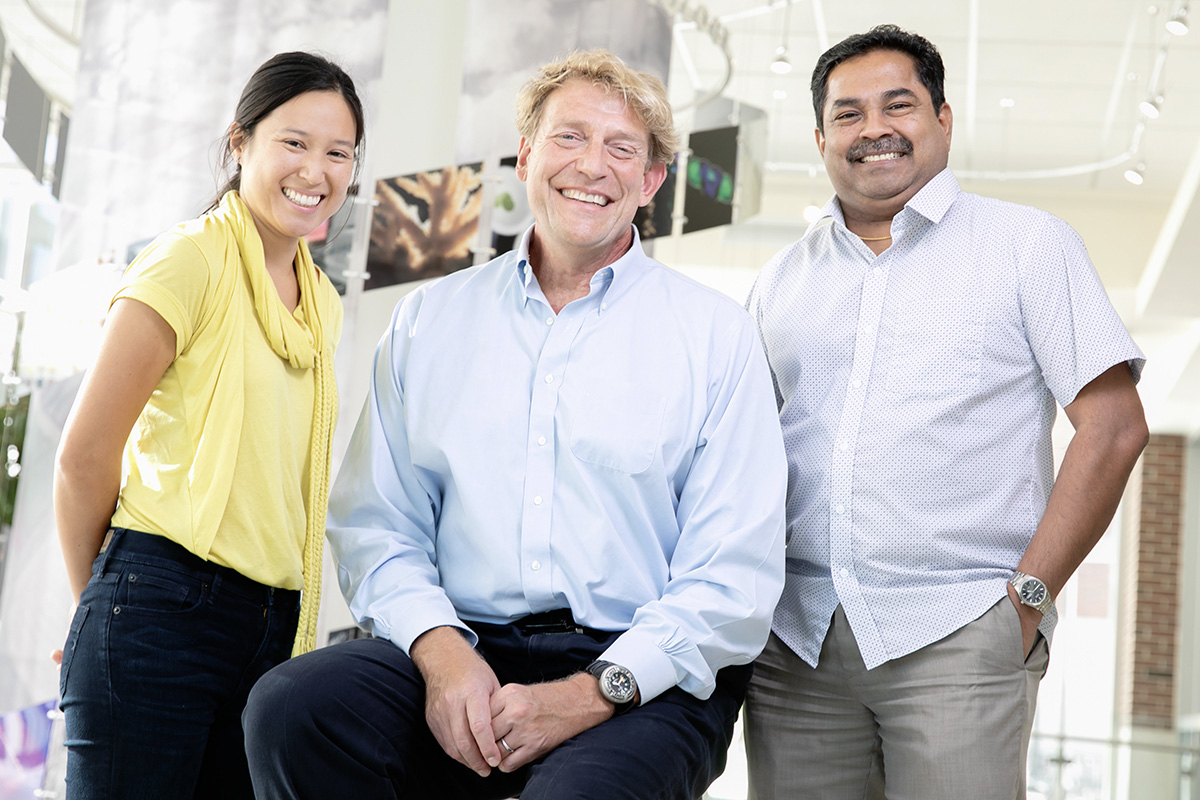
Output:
top-left (243, 618), bottom-right (751, 799)
top-left (58, 528), bottom-right (300, 800)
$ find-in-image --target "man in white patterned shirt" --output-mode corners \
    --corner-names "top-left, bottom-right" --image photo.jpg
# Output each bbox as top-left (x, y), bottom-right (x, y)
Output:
top-left (743, 24), bottom-right (1149, 800)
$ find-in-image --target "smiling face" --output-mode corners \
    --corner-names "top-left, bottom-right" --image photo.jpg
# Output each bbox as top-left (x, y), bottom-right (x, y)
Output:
top-left (232, 89), bottom-right (357, 262)
top-left (516, 79), bottom-right (666, 269)
top-left (816, 49), bottom-right (952, 225)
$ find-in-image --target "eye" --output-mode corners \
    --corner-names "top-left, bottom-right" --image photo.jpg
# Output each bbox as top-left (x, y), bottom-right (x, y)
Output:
top-left (329, 149), bottom-right (351, 160)
top-left (886, 102), bottom-right (913, 112)
top-left (609, 144), bottom-right (638, 159)
top-left (283, 139), bottom-right (305, 149)
top-left (556, 133), bottom-right (583, 145)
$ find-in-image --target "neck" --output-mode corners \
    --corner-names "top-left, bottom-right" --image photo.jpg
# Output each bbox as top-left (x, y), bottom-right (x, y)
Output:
top-left (527, 228), bottom-right (633, 313)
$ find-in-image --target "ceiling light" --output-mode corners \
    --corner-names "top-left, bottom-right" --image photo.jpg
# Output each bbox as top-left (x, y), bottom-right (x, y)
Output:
top-left (1139, 95), bottom-right (1163, 119)
top-left (999, 97), bottom-right (1015, 108)
top-left (771, 0), bottom-right (794, 75)
top-left (1124, 163), bottom-right (1146, 185)
top-left (1166, 5), bottom-right (1189, 35)
top-left (803, 205), bottom-right (823, 223)
top-left (773, 88), bottom-right (788, 100)
top-left (771, 47), bottom-right (792, 75)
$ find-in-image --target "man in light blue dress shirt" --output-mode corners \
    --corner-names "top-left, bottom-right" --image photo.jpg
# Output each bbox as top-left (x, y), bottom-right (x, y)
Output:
top-left (742, 25), bottom-right (1149, 800)
top-left (243, 49), bottom-right (787, 800)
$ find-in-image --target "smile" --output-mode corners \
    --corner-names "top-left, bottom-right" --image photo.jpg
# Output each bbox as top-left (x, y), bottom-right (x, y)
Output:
top-left (283, 188), bottom-right (322, 207)
top-left (859, 152), bottom-right (904, 163)
top-left (560, 188), bottom-right (609, 207)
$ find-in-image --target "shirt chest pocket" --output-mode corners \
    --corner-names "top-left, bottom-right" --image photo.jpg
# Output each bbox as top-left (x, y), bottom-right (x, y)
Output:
top-left (879, 289), bottom-right (985, 401)
top-left (567, 386), bottom-right (666, 474)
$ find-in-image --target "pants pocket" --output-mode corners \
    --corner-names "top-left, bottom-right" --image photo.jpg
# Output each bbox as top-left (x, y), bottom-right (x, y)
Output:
top-left (59, 604), bottom-right (91, 695)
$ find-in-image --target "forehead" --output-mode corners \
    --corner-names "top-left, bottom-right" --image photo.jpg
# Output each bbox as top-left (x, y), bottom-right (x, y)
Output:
top-left (538, 79), bottom-right (649, 137)
top-left (825, 49), bottom-right (928, 106)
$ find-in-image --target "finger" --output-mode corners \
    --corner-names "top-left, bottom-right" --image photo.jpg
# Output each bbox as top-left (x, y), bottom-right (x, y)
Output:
top-left (467, 692), bottom-right (503, 770)
top-left (51, 649), bottom-right (63, 666)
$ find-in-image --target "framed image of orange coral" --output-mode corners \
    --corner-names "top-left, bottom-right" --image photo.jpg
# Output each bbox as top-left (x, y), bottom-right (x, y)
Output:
top-left (365, 162), bottom-right (483, 290)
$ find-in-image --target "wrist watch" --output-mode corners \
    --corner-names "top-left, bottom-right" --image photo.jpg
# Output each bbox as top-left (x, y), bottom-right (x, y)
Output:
top-left (1009, 571), bottom-right (1054, 616)
top-left (586, 660), bottom-right (638, 715)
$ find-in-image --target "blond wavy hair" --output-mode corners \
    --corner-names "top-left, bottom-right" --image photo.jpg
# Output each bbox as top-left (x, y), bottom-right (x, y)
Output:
top-left (515, 49), bottom-right (679, 166)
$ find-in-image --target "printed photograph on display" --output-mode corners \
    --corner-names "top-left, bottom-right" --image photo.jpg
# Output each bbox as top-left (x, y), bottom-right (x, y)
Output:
top-left (633, 155), bottom-right (678, 241)
top-left (366, 163), bottom-right (484, 290)
top-left (683, 126), bottom-right (738, 235)
top-left (306, 196), bottom-right (359, 295)
top-left (487, 156), bottom-right (535, 259)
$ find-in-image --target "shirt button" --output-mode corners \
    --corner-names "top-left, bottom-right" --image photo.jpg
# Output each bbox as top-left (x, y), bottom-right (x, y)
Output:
top-left (839, 568), bottom-right (850, 578)
top-left (533, 496), bottom-right (543, 505)
top-left (851, 379), bottom-right (862, 389)
top-left (873, 267), bottom-right (883, 277)
top-left (601, 302), bottom-right (608, 310)
top-left (545, 374), bottom-right (554, 384)
top-left (835, 504), bottom-right (845, 515)
top-left (531, 561), bottom-right (541, 571)
top-left (537, 436), bottom-right (547, 446)
top-left (546, 317), bottom-right (554, 326)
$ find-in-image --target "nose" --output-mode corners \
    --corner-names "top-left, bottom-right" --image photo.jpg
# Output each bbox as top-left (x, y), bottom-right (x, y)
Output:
top-left (297, 150), bottom-right (323, 185)
top-left (859, 107), bottom-right (896, 139)
top-left (574, 138), bottom-right (607, 178)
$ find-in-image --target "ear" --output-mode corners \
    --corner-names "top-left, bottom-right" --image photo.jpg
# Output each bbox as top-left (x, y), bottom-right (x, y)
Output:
top-left (639, 161), bottom-right (668, 206)
top-left (938, 102), bottom-right (953, 148)
top-left (815, 126), bottom-right (826, 159)
top-left (515, 136), bottom-right (532, 181)
top-left (229, 122), bottom-right (247, 163)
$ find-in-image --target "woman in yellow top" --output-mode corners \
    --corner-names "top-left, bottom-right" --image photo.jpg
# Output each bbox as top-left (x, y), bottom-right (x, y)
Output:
top-left (53, 51), bottom-right (363, 799)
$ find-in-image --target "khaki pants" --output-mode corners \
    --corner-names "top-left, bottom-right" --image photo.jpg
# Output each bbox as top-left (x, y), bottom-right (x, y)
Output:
top-left (744, 598), bottom-right (1049, 800)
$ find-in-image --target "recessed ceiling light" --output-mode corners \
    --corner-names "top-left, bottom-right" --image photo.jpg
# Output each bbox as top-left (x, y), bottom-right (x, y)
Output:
top-left (803, 205), bottom-right (823, 223)
top-left (1124, 163), bottom-right (1146, 185)
top-left (1139, 95), bottom-right (1163, 118)
top-left (999, 97), bottom-right (1015, 108)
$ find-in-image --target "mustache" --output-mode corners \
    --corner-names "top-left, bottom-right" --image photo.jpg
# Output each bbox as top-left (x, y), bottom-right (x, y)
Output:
top-left (847, 137), bottom-right (913, 161)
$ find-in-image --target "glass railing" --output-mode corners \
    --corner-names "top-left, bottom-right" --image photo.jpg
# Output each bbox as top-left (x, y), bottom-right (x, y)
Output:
top-left (1028, 731), bottom-right (1200, 800)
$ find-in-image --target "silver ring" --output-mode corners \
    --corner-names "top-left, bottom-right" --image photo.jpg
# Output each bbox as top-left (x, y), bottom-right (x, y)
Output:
top-left (499, 737), bottom-right (514, 754)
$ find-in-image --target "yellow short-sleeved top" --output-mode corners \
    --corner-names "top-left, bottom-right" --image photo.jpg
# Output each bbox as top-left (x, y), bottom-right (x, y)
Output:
top-left (110, 191), bottom-right (342, 591)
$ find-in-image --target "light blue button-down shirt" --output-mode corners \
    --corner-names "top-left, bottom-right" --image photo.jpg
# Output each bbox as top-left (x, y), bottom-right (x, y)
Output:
top-left (328, 226), bottom-right (787, 702)
top-left (748, 169), bottom-right (1144, 670)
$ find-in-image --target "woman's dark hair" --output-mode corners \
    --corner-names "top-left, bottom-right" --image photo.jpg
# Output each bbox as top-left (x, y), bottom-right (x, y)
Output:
top-left (810, 24), bottom-right (946, 133)
top-left (207, 51), bottom-right (365, 212)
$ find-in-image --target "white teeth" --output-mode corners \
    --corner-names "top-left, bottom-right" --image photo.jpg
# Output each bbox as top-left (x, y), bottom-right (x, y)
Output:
top-left (284, 188), bottom-right (321, 207)
top-left (561, 188), bottom-right (609, 206)
top-left (860, 152), bottom-right (903, 163)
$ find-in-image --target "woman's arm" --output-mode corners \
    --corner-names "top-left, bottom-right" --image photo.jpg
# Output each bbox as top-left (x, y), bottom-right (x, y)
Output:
top-left (54, 298), bottom-right (177, 601)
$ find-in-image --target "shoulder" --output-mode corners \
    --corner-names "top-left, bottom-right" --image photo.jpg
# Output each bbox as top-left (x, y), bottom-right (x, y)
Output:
top-left (640, 258), bottom-right (754, 325)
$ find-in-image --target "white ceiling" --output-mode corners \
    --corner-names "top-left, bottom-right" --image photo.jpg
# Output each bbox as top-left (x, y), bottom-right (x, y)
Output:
top-left (661, 0), bottom-right (1200, 437)
top-left (3, 0), bottom-right (1199, 435)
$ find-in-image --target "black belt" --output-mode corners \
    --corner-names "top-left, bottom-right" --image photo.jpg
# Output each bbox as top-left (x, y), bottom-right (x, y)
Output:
top-left (511, 608), bottom-right (590, 635)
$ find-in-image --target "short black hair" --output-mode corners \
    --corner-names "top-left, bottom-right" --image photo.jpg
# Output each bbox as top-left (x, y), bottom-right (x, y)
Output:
top-left (810, 24), bottom-right (946, 133)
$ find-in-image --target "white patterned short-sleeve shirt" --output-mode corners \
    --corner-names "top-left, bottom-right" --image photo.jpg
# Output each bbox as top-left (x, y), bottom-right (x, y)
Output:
top-left (748, 168), bottom-right (1145, 670)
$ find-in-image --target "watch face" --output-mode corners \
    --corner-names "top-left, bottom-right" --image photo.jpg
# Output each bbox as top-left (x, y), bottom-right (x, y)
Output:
top-left (1019, 579), bottom-right (1047, 606)
top-left (601, 665), bottom-right (637, 704)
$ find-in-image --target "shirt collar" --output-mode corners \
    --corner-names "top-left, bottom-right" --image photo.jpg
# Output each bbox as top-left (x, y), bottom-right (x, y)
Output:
top-left (812, 166), bottom-right (962, 237)
top-left (512, 223), bottom-right (648, 312)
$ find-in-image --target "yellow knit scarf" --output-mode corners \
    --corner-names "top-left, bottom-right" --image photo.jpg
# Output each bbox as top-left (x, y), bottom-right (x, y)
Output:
top-left (221, 191), bottom-right (338, 656)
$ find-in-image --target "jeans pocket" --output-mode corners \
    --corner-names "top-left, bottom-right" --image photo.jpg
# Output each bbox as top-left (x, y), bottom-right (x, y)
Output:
top-left (59, 604), bottom-right (90, 695)
top-left (115, 564), bottom-right (207, 614)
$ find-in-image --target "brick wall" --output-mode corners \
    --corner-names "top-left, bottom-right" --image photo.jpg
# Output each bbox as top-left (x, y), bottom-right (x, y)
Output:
top-left (1117, 434), bottom-right (1185, 730)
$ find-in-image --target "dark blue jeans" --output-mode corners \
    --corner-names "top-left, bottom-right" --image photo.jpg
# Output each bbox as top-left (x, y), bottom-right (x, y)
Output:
top-left (58, 528), bottom-right (300, 800)
top-left (243, 617), bottom-right (751, 799)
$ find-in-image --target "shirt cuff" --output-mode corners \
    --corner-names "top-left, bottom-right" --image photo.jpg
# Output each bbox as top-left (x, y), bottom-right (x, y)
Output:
top-left (599, 628), bottom-right (682, 704)
top-left (386, 598), bottom-right (479, 655)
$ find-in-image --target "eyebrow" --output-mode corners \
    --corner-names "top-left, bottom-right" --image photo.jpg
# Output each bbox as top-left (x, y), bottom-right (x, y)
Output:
top-left (829, 87), bottom-right (920, 112)
top-left (282, 127), bottom-right (356, 148)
